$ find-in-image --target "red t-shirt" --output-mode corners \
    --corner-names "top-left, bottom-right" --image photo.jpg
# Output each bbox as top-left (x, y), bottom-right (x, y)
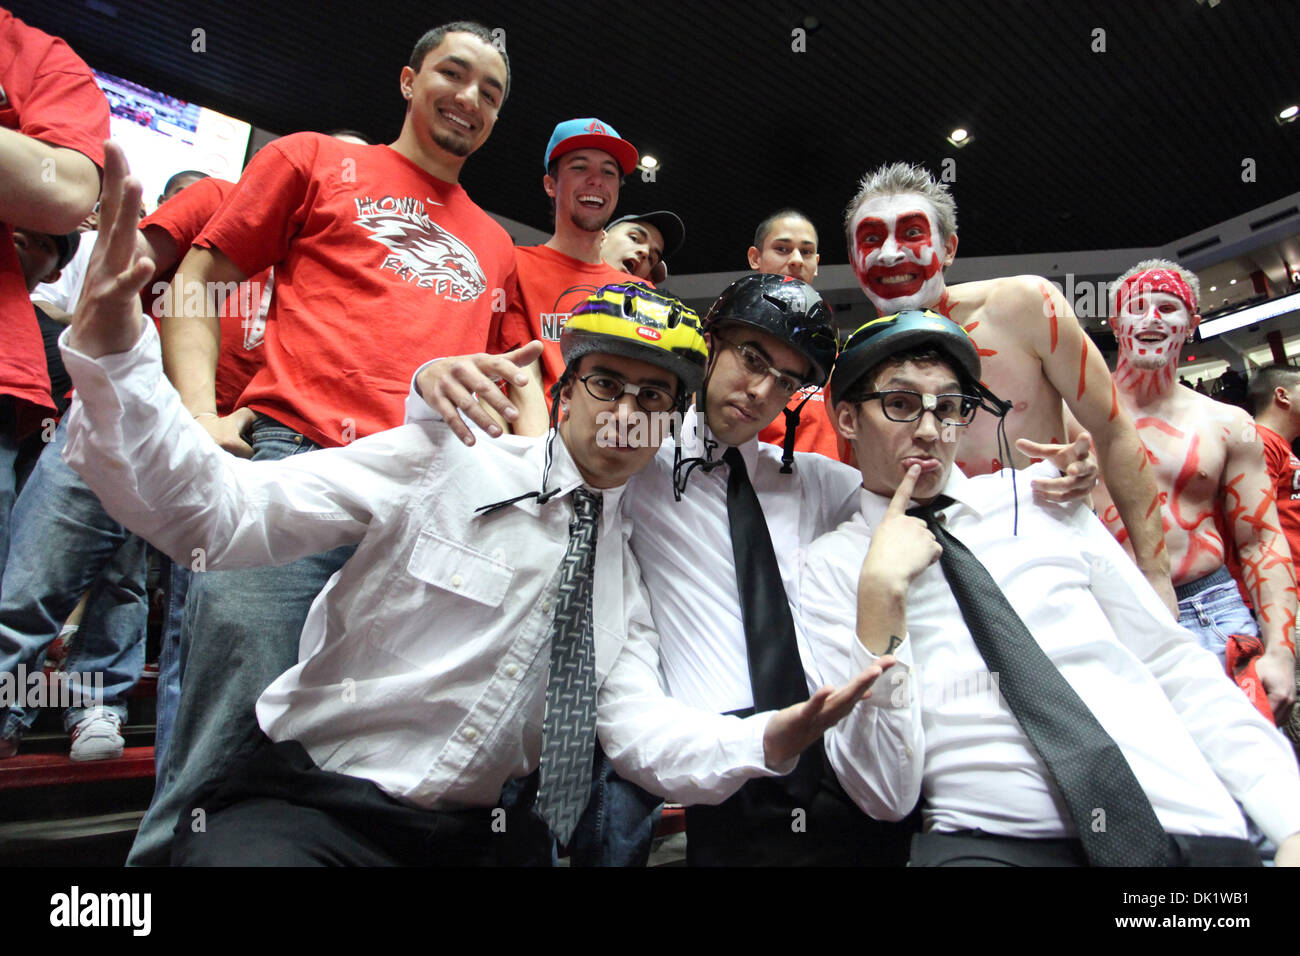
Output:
top-left (195, 133), bottom-right (524, 447)
top-left (509, 245), bottom-right (646, 402)
top-left (759, 387), bottom-right (851, 463)
top-left (141, 176), bottom-right (270, 416)
top-left (1257, 423), bottom-right (1300, 563)
top-left (0, 10), bottom-right (108, 435)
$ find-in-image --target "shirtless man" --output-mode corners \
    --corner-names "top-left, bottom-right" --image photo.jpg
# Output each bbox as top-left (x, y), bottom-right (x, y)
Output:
top-left (1096, 260), bottom-right (1297, 720)
top-left (843, 162), bottom-right (1175, 611)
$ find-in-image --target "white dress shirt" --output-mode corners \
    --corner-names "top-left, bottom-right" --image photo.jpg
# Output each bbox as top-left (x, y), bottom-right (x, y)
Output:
top-left (798, 462), bottom-right (1300, 845)
top-left (60, 321), bottom-right (785, 813)
top-left (31, 230), bottom-right (95, 312)
top-left (624, 407), bottom-right (862, 713)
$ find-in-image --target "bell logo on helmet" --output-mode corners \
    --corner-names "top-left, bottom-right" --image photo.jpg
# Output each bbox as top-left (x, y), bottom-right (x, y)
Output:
top-left (636, 326), bottom-right (662, 341)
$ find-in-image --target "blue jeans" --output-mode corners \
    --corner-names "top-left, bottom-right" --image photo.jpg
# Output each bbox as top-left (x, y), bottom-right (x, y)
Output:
top-left (0, 416), bottom-right (147, 739)
top-left (1176, 566), bottom-right (1272, 858)
top-left (0, 398), bottom-right (19, 581)
top-left (568, 741), bottom-right (662, 867)
top-left (1176, 566), bottom-right (1259, 666)
top-left (128, 415), bottom-right (355, 866)
top-left (153, 557), bottom-right (190, 766)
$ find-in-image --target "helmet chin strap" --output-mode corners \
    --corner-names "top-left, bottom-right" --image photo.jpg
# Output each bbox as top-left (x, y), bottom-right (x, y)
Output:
top-left (672, 357), bottom-right (723, 500)
top-left (968, 380), bottom-right (1020, 536)
top-left (777, 389), bottom-right (817, 475)
top-left (475, 379), bottom-right (566, 517)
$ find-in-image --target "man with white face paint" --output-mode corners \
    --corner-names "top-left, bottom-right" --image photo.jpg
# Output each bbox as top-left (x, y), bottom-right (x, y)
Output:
top-left (843, 163), bottom-right (1176, 614)
top-left (1094, 260), bottom-right (1297, 722)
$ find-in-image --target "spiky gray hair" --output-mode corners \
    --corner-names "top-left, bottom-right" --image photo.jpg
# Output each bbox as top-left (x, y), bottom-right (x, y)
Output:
top-left (843, 163), bottom-right (958, 247)
top-left (1111, 258), bottom-right (1201, 313)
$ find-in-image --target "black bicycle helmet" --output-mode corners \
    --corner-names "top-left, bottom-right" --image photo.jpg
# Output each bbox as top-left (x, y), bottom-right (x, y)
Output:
top-left (702, 274), bottom-right (837, 386)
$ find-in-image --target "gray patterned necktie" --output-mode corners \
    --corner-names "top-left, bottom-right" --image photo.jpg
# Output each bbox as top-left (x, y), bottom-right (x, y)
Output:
top-left (535, 487), bottom-right (602, 845)
top-left (909, 497), bottom-right (1174, 866)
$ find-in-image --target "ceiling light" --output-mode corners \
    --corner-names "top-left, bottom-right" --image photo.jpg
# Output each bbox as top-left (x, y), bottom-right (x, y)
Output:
top-left (1278, 105), bottom-right (1299, 125)
top-left (1230, 278), bottom-right (1237, 284)
top-left (638, 155), bottom-right (658, 170)
top-left (946, 127), bottom-right (972, 148)
top-left (1209, 285), bottom-right (1217, 292)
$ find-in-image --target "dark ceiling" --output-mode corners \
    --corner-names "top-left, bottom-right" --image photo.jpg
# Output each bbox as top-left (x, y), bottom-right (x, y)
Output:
top-left (16, 0), bottom-right (1300, 274)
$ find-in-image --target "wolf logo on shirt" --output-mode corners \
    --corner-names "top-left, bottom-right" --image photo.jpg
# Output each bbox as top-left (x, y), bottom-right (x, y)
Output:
top-left (355, 196), bottom-right (487, 302)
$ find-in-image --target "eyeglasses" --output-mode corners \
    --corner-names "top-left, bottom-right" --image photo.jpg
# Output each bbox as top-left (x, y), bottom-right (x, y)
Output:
top-left (855, 390), bottom-right (979, 426)
top-left (579, 373), bottom-right (677, 413)
top-left (717, 336), bottom-right (808, 398)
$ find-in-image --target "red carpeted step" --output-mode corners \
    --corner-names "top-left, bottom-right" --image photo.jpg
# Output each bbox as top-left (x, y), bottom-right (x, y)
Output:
top-left (0, 746), bottom-right (155, 790)
top-left (654, 805), bottom-right (686, 838)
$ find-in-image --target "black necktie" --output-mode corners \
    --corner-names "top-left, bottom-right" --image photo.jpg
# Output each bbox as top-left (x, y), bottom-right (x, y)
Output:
top-left (724, 446), bottom-right (818, 803)
top-left (908, 496), bottom-right (1173, 866)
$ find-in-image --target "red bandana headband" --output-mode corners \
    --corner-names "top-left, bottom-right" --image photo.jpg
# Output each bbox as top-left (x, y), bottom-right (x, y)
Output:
top-left (1114, 268), bottom-right (1198, 315)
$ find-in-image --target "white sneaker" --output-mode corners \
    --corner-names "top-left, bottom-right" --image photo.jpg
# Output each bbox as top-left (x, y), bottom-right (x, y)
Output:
top-left (69, 708), bottom-right (124, 761)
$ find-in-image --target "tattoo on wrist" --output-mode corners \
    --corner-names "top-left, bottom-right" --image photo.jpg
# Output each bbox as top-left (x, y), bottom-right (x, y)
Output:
top-left (886, 635), bottom-right (902, 653)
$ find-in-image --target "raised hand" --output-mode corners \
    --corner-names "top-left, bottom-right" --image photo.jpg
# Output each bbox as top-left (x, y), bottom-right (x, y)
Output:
top-left (762, 657), bottom-right (897, 767)
top-left (860, 464), bottom-right (943, 593)
top-left (67, 140), bottom-right (153, 358)
top-left (1018, 431), bottom-right (1098, 504)
top-left (414, 341), bottom-right (545, 445)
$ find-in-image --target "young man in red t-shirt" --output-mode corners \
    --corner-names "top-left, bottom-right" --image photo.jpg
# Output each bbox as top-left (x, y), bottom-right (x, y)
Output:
top-left (126, 21), bottom-right (529, 866)
top-left (750, 209), bottom-right (848, 465)
top-left (143, 176), bottom-right (269, 414)
top-left (510, 118), bottom-right (649, 422)
top-left (1250, 363), bottom-right (1300, 749)
top-left (0, 8), bottom-right (107, 576)
top-left (1250, 364), bottom-right (1300, 559)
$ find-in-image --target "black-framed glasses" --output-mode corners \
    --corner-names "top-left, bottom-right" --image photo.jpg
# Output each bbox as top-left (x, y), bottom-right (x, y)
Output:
top-left (717, 335), bottom-right (809, 398)
top-left (579, 373), bottom-right (677, 413)
top-left (856, 389), bottom-right (979, 426)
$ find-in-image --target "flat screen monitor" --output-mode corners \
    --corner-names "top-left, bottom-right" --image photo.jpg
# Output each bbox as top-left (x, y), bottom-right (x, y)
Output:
top-left (93, 68), bottom-right (252, 211)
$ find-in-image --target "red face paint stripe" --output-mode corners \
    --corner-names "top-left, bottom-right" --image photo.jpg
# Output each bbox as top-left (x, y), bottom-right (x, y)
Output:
top-left (935, 291), bottom-right (957, 319)
top-left (1077, 332), bottom-right (1088, 400)
top-left (1135, 417), bottom-right (1186, 440)
top-left (1040, 285), bottom-right (1059, 353)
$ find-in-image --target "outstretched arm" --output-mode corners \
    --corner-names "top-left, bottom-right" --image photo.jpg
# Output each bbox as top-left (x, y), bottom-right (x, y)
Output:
top-left (599, 546), bottom-right (893, 805)
top-left (61, 142), bottom-right (397, 570)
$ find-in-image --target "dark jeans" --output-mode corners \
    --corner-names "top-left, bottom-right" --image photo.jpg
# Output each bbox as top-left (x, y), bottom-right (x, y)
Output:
top-left (0, 415), bottom-right (146, 740)
top-left (568, 741), bottom-right (662, 867)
